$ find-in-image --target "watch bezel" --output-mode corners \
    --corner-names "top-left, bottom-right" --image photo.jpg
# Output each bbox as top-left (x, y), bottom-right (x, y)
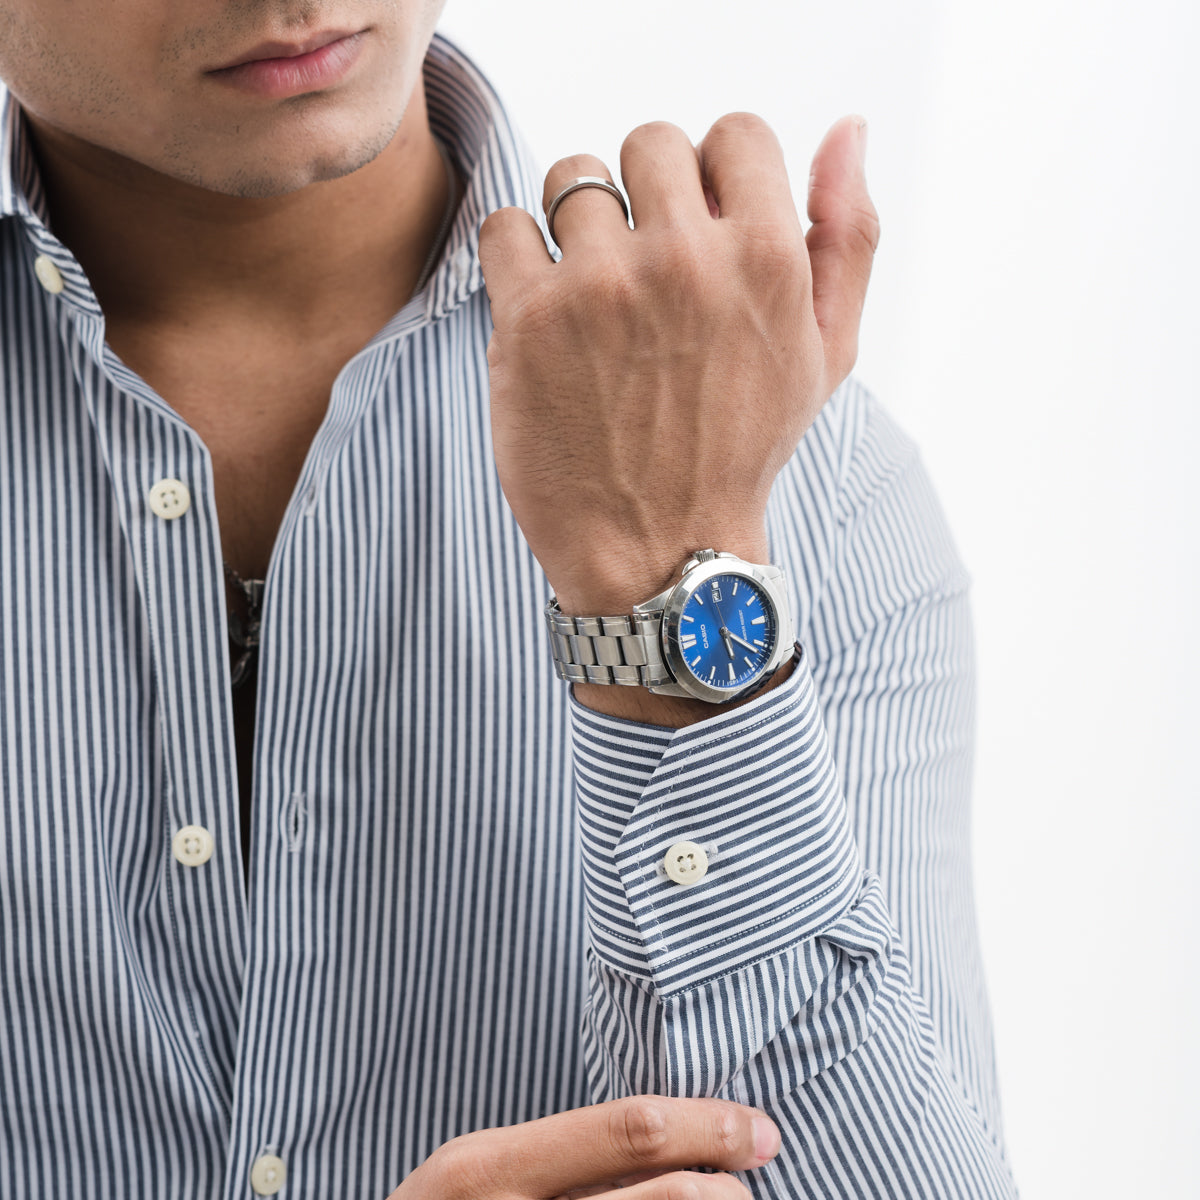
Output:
top-left (655, 555), bottom-right (791, 704)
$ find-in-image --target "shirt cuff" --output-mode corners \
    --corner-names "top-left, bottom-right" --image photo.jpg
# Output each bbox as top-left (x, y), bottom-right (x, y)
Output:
top-left (571, 649), bottom-right (863, 996)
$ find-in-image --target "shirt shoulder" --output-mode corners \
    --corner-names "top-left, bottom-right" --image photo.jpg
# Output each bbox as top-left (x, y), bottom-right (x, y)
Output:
top-left (773, 377), bottom-right (971, 654)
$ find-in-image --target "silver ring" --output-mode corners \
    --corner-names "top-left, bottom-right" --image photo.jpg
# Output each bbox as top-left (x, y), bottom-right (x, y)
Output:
top-left (546, 176), bottom-right (630, 246)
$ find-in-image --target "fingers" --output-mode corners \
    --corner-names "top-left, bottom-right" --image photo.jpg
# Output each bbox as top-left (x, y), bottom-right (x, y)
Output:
top-left (558, 1175), bottom-right (749, 1200)
top-left (478, 205), bottom-right (552, 312)
top-left (805, 114), bottom-right (879, 388)
top-left (542, 153), bottom-right (631, 252)
top-left (483, 111), bottom-right (876, 444)
top-left (697, 112), bottom-right (799, 230)
top-left (596, 1171), bottom-right (752, 1200)
top-left (464, 1096), bottom-right (778, 1198)
top-left (619, 121), bottom-right (711, 230)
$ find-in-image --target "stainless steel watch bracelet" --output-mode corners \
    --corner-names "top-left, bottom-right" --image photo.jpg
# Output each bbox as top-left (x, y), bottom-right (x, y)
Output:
top-left (543, 604), bottom-right (673, 688)
top-left (544, 550), bottom-right (795, 702)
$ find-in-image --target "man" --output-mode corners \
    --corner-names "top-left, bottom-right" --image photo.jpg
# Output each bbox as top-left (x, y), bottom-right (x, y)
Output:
top-left (0, 0), bottom-right (1018, 1195)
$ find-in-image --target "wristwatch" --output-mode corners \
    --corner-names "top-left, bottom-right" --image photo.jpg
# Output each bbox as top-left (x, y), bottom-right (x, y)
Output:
top-left (544, 549), bottom-right (794, 703)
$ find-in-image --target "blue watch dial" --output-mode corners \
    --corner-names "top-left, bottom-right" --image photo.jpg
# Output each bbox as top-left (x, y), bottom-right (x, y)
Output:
top-left (675, 572), bottom-right (777, 690)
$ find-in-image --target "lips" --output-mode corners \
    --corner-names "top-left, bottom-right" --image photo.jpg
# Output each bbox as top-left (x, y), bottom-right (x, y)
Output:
top-left (210, 30), bottom-right (361, 73)
top-left (205, 29), bottom-right (368, 99)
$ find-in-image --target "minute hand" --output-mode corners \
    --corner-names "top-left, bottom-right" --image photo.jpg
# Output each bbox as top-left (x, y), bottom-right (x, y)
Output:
top-left (727, 631), bottom-right (761, 654)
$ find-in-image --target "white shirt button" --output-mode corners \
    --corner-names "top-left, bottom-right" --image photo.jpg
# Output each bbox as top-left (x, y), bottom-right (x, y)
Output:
top-left (33, 254), bottom-right (65, 295)
top-left (147, 478), bottom-right (191, 520)
top-left (663, 840), bottom-right (709, 886)
top-left (250, 1153), bottom-right (287, 1195)
top-left (172, 825), bottom-right (214, 867)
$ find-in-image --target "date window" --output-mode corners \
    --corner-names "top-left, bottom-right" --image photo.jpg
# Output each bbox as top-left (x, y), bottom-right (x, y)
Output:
top-left (711, 581), bottom-right (723, 603)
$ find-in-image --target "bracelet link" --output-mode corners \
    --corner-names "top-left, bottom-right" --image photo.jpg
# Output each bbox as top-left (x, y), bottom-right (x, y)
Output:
top-left (568, 632), bottom-right (597, 666)
top-left (593, 635), bottom-right (624, 668)
top-left (545, 597), bottom-right (669, 685)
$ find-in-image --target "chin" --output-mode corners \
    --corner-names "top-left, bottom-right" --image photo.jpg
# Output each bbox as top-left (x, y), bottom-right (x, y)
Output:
top-left (209, 139), bottom-right (393, 199)
top-left (160, 106), bottom-right (404, 199)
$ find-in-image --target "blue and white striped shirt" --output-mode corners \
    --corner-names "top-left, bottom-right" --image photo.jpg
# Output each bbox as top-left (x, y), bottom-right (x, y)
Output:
top-left (0, 33), bottom-right (1017, 1199)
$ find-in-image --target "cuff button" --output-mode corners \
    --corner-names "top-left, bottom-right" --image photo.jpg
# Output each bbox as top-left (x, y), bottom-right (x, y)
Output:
top-left (663, 840), bottom-right (709, 886)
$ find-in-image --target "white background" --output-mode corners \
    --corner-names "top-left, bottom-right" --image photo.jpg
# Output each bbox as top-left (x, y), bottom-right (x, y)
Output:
top-left (441, 2), bottom-right (1199, 1196)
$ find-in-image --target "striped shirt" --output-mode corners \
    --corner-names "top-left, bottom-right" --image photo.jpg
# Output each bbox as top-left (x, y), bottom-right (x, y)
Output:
top-left (0, 33), bottom-right (1017, 1199)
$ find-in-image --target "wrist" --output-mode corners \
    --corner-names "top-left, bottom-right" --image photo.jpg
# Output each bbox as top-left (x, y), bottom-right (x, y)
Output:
top-left (572, 649), bottom-right (798, 728)
top-left (549, 530), bottom-right (772, 617)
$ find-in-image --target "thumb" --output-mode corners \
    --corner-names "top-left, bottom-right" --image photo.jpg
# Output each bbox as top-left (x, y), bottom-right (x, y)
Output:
top-left (806, 114), bottom-right (880, 390)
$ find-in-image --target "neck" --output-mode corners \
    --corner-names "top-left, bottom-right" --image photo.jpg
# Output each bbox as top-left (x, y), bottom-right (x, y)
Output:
top-left (26, 83), bottom-right (451, 342)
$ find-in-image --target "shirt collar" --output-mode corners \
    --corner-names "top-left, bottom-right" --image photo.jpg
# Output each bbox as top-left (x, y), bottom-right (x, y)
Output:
top-left (0, 84), bottom-right (49, 225)
top-left (0, 85), bottom-right (103, 315)
top-left (417, 33), bottom-right (547, 322)
top-left (0, 32), bottom-right (546, 322)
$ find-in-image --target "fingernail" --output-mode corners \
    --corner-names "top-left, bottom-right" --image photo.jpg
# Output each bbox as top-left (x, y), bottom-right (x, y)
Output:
top-left (753, 1117), bottom-right (781, 1162)
top-left (855, 117), bottom-right (869, 170)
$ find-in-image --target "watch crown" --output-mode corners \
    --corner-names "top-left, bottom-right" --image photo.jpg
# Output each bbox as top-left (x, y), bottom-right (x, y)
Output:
top-left (681, 548), bottom-right (717, 575)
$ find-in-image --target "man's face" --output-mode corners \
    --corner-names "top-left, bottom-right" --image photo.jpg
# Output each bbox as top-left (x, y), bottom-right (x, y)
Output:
top-left (0, 0), bottom-right (447, 197)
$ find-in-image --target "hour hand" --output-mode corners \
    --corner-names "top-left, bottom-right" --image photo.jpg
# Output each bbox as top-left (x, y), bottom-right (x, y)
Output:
top-left (720, 627), bottom-right (735, 658)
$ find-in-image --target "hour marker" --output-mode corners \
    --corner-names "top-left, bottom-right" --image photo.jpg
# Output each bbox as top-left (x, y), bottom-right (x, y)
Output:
top-left (691, 655), bottom-right (701, 667)
top-left (695, 596), bottom-right (704, 605)
top-left (708, 666), bottom-right (716, 681)
top-left (682, 614), bottom-right (694, 623)
top-left (681, 634), bottom-right (697, 649)
top-left (727, 664), bottom-right (735, 681)
top-left (732, 581), bottom-right (739, 595)
top-left (745, 596), bottom-right (756, 606)
top-left (751, 616), bottom-right (766, 625)
top-left (743, 654), bottom-right (755, 669)
top-left (754, 639), bottom-right (765, 648)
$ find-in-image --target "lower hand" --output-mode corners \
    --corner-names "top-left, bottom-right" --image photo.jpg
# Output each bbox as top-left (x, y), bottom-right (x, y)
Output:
top-left (387, 1096), bottom-right (780, 1199)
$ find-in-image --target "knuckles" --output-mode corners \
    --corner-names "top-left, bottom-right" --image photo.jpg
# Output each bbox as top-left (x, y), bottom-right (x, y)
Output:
top-left (478, 205), bottom-right (526, 253)
top-left (641, 1172), bottom-right (752, 1200)
top-left (612, 1096), bottom-right (672, 1165)
top-left (702, 110), bottom-right (780, 157)
top-left (709, 110), bottom-right (774, 140)
top-left (849, 196), bottom-right (882, 258)
top-left (418, 1132), bottom-right (492, 1198)
top-left (620, 118), bottom-right (690, 157)
top-left (711, 1105), bottom-right (742, 1156)
top-left (650, 1176), bottom-right (704, 1200)
top-left (422, 1134), bottom-right (467, 1177)
top-left (517, 224), bottom-right (803, 327)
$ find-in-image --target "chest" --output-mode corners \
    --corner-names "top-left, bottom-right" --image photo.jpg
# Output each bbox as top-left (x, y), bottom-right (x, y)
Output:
top-left (103, 314), bottom-right (364, 579)
top-left (157, 377), bottom-right (336, 582)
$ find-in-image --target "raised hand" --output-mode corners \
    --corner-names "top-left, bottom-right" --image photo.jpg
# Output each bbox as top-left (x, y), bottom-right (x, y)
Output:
top-left (479, 113), bottom-right (876, 617)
